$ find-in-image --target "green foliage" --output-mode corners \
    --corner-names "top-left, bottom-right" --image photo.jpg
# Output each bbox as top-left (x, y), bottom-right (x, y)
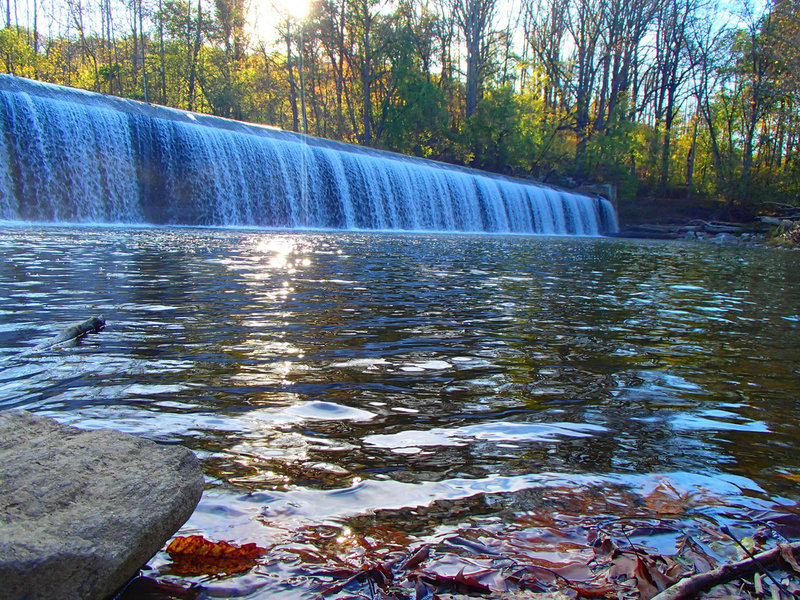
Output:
top-left (0, 27), bottom-right (48, 78)
top-left (585, 115), bottom-right (644, 201)
top-left (379, 66), bottom-right (449, 157)
top-left (515, 92), bottom-right (573, 180)
top-left (462, 86), bottom-right (523, 173)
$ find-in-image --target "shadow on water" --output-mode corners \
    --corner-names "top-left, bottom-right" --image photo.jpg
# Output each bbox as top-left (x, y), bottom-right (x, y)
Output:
top-left (1, 226), bottom-right (799, 597)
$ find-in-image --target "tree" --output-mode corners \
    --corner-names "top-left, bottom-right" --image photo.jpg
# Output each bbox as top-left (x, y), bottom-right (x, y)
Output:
top-left (650, 0), bottom-right (696, 193)
top-left (563, 0), bottom-right (604, 177)
top-left (523, 0), bottom-right (568, 110)
top-left (446, 0), bottom-right (498, 118)
top-left (464, 85), bottom-right (523, 172)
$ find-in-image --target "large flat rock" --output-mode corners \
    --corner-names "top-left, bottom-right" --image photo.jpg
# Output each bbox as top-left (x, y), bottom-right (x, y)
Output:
top-left (0, 410), bottom-right (204, 600)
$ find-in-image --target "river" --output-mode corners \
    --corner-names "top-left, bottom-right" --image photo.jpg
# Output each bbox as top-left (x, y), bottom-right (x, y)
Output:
top-left (1, 226), bottom-right (798, 597)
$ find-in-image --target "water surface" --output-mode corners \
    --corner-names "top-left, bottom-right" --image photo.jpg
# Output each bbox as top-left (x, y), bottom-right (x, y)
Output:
top-left (1, 227), bottom-right (798, 596)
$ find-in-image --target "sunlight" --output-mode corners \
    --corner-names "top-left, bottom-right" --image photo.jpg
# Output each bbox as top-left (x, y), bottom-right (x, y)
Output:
top-left (247, 0), bottom-right (311, 44)
top-left (255, 237), bottom-right (295, 263)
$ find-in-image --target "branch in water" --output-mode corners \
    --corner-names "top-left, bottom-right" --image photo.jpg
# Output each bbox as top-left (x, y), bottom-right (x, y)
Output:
top-left (651, 541), bottom-right (800, 600)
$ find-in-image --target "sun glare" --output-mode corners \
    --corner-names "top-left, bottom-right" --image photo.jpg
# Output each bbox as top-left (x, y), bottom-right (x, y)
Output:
top-left (248, 0), bottom-right (311, 43)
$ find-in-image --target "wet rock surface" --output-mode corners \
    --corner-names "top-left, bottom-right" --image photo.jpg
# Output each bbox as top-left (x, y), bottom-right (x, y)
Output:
top-left (0, 410), bottom-right (204, 600)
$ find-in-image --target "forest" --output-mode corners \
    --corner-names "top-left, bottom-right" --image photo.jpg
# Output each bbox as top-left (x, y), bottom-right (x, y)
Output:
top-left (1, 0), bottom-right (799, 218)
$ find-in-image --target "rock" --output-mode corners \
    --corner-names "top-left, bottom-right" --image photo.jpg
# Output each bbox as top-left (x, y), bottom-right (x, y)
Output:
top-left (712, 232), bottom-right (737, 244)
top-left (0, 411), bottom-right (204, 600)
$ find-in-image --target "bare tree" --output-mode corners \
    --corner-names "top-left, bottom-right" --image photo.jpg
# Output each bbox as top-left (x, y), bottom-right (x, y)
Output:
top-left (276, 15), bottom-right (300, 132)
top-left (315, 0), bottom-right (358, 138)
top-left (523, 0), bottom-right (568, 109)
top-left (651, 0), bottom-right (696, 192)
top-left (446, 0), bottom-right (498, 118)
top-left (67, 0), bottom-right (100, 88)
top-left (595, 0), bottom-right (657, 130)
top-left (563, 0), bottom-right (604, 176)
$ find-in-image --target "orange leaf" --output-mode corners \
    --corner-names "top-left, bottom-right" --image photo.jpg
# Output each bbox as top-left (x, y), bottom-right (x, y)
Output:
top-left (166, 535), bottom-right (267, 576)
top-left (644, 480), bottom-right (698, 514)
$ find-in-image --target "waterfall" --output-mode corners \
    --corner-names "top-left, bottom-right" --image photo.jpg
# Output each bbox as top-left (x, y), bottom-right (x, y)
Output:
top-left (0, 75), bottom-right (618, 235)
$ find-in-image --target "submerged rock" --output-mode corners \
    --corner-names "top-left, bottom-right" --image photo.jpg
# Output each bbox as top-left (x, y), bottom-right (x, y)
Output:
top-left (0, 410), bottom-right (204, 600)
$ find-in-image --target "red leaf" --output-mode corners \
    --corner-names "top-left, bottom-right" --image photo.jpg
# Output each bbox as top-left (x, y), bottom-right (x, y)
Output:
top-left (166, 535), bottom-right (267, 576)
top-left (404, 545), bottom-right (431, 570)
top-left (567, 581), bottom-right (618, 597)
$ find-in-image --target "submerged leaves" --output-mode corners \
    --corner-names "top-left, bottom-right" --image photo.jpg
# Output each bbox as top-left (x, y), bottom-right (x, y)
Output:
top-left (147, 492), bottom-right (800, 599)
top-left (295, 511), bottom-right (800, 600)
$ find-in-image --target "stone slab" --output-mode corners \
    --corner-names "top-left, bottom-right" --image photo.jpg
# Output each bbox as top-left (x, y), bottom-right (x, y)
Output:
top-left (0, 410), bottom-right (204, 600)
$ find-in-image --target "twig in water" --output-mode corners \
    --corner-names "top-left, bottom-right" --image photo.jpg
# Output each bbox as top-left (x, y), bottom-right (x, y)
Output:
top-left (650, 541), bottom-right (800, 600)
top-left (721, 525), bottom-right (792, 597)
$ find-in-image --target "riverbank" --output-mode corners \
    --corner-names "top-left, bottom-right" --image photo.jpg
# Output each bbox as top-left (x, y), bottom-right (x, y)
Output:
top-left (614, 194), bottom-right (800, 248)
top-left (612, 218), bottom-right (800, 249)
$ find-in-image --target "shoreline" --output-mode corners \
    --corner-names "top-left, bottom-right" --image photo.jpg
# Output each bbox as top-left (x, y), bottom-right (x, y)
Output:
top-left (611, 218), bottom-right (800, 249)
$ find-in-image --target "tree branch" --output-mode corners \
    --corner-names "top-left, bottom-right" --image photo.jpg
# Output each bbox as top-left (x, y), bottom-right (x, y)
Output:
top-left (651, 542), bottom-right (800, 600)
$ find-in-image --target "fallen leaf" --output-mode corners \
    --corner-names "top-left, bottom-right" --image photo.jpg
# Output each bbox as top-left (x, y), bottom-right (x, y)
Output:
top-left (644, 480), bottom-right (698, 515)
top-left (404, 545), bottom-right (431, 570)
top-left (605, 548), bottom-right (677, 600)
top-left (565, 580), bottom-right (617, 597)
top-left (780, 544), bottom-right (800, 576)
top-left (675, 534), bottom-right (717, 574)
top-left (166, 535), bottom-right (267, 576)
top-left (631, 554), bottom-right (676, 600)
top-left (410, 567), bottom-right (495, 594)
top-left (593, 536), bottom-right (618, 561)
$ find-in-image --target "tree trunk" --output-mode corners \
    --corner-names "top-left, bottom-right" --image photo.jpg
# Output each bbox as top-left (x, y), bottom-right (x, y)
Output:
top-left (158, 0), bottom-right (167, 104)
top-left (285, 24), bottom-right (299, 132)
top-left (659, 86), bottom-right (676, 195)
top-left (299, 26), bottom-right (307, 134)
top-left (32, 0), bottom-right (38, 54)
top-left (361, 0), bottom-right (372, 145)
top-left (465, 32), bottom-right (479, 118)
top-left (686, 106), bottom-right (698, 201)
top-left (188, 0), bottom-right (202, 111)
top-left (139, 0), bottom-right (147, 102)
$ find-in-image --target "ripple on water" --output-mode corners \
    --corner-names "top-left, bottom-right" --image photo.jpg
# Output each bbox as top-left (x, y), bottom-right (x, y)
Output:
top-left (1, 227), bottom-right (799, 597)
top-left (365, 420), bottom-right (607, 451)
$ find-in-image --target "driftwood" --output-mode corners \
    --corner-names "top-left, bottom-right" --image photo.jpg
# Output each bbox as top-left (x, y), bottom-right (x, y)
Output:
top-left (759, 216), bottom-right (791, 226)
top-left (37, 315), bottom-right (106, 350)
top-left (650, 541), bottom-right (800, 600)
top-left (760, 214), bottom-right (800, 223)
top-left (685, 220), bottom-right (745, 234)
top-left (618, 220), bottom-right (750, 239)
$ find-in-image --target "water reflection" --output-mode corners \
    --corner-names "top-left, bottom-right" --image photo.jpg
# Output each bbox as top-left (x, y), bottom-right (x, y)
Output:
top-left (1, 226), bottom-right (799, 595)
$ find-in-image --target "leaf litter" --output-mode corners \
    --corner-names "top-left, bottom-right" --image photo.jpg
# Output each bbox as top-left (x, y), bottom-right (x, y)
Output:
top-left (117, 482), bottom-right (800, 600)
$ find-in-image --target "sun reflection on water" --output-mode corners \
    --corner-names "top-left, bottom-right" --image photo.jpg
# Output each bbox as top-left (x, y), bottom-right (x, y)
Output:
top-left (2, 229), bottom-right (800, 598)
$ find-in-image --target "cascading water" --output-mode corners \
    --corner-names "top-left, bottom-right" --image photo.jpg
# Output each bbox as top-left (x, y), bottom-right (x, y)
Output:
top-left (0, 75), bottom-right (618, 234)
